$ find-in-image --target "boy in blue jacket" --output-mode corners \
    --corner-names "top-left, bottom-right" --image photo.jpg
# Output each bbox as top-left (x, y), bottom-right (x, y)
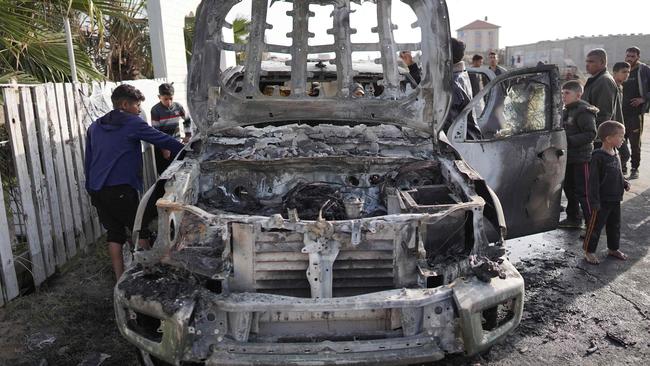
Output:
top-left (85, 84), bottom-right (184, 279)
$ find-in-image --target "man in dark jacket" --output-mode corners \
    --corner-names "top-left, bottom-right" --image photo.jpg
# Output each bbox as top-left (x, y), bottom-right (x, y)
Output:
top-left (612, 62), bottom-right (631, 173)
top-left (468, 54), bottom-right (489, 96)
top-left (559, 81), bottom-right (598, 228)
top-left (85, 84), bottom-right (184, 280)
top-left (582, 49), bottom-right (622, 136)
top-left (622, 46), bottom-right (650, 179)
top-left (488, 51), bottom-right (506, 76)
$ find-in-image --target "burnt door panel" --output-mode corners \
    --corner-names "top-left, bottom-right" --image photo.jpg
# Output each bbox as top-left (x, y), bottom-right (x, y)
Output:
top-left (448, 66), bottom-right (566, 239)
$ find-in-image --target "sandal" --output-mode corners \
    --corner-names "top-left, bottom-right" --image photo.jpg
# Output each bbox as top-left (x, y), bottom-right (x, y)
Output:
top-left (584, 253), bottom-right (600, 265)
top-left (608, 250), bottom-right (628, 261)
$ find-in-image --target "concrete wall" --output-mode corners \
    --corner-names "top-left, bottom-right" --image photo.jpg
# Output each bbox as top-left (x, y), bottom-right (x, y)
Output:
top-left (505, 34), bottom-right (650, 72)
top-left (148, 0), bottom-right (237, 117)
top-left (147, 0), bottom-right (201, 110)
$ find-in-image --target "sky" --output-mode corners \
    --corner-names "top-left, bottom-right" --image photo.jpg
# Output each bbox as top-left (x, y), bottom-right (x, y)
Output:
top-left (223, 0), bottom-right (649, 49)
top-left (446, 0), bottom-right (649, 47)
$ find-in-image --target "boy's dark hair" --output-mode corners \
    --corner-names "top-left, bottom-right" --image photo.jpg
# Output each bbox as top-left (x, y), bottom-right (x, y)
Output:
top-left (562, 80), bottom-right (583, 94)
top-left (597, 120), bottom-right (625, 140)
top-left (158, 83), bottom-right (175, 96)
top-left (587, 48), bottom-right (607, 65)
top-left (451, 38), bottom-right (465, 64)
top-left (626, 46), bottom-right (641, 56)
top-left (111, 84), bottom-right (145, 109)
top-left (488, 51), bottom-right (497, 57)
top-left (472, 54), bottom-right (483, 62)
top-left (613, 62), bottom-right (630, 73)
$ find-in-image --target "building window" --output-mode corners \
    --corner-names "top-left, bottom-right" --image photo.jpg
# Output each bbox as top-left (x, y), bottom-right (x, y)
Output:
top-left (488, 31), bottom-right (494, 49)
top-left (475, 31), bottom-right (481, 50)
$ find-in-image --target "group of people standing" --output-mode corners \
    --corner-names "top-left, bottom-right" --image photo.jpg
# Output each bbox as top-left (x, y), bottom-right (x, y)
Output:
top-left (561, 47), bottom-right (650, 264)
top-left (447, 41), bottom-right (649, 265)
top-left (84, 83), bottom-right (190, 279)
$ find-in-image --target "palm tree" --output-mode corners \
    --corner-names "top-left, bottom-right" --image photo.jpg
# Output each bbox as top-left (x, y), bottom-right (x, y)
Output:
top-left (232, 17), bottom-right (251, 65)
top-left (184, 15), bottom-right (250, 66)
top-left (184, 13), bottom-right (196, 65)
top-left (93, 2), bottom-right (153, 80)
top-left (0, 0), bottom-right (148, 83)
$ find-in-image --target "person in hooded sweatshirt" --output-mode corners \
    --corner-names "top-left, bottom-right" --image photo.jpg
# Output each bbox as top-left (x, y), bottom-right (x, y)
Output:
top-left (558, 80), bottom-right (598, 229)
top-left (84, 84), bottom-right (184, 280)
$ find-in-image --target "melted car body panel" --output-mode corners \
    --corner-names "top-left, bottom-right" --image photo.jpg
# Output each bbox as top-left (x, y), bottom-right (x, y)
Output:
top-left (451, 66), bottom-right (566, 238)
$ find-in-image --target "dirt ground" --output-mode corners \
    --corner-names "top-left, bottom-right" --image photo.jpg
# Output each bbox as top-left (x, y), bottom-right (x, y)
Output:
top-left (2, 131), bottom-right (649, 366)
top-left (5, 217), bottom-right (650, 366)
top-left (0, 245), bottom-right (140, 366)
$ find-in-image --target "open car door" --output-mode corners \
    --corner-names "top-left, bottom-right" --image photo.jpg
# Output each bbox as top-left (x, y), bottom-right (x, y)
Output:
top-left (447, 65), bottom-right (566, 239)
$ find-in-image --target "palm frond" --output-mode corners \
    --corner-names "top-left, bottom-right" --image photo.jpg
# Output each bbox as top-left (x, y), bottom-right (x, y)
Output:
top-left (0, 0), bottom-right (147, 82)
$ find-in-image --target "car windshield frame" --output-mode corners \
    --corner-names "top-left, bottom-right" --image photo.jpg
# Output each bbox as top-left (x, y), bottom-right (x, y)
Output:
top-left (187, 0), bottom-right (453, 140)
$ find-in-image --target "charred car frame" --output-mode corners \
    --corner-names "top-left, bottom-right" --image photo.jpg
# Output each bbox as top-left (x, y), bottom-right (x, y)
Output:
top-left (114, 1), bottom-right (566, 365)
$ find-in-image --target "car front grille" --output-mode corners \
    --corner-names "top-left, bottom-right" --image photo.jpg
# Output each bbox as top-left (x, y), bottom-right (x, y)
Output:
top-left (254, 230), bottom-right (395, 297)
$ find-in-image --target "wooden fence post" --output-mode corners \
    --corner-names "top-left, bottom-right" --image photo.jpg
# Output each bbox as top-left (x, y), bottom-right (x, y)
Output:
top-left (19, 88), bottom-right (56, 276)
top-left (74, 84), bottom-right (103, 241)
top-left (64, 84), bottom-right (93, 247)
top-left (45, 84), bottom-right (77, 260)
top-left (0, 168), bottom-right (20, 304)
top-left (2, 88), bottom-right (47, 286)
top-left (54, 83), bottom-right (84, 256)
top-left (33, 86), bottom-right (68, 267)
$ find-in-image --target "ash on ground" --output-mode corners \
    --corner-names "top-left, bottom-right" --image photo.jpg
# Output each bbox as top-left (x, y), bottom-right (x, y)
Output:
top-left (203, 124), bottom-right (434, 161)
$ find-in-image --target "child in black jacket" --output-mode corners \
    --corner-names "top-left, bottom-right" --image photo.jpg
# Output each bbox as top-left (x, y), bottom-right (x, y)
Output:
top-left (583, 121), bottom-right (631, 264)
top-left (559, 81), bottom-right (598, 229)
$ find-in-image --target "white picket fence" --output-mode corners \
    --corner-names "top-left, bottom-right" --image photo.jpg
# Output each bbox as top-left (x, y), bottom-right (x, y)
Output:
top-left (0, 79), bottom-right (169, 305)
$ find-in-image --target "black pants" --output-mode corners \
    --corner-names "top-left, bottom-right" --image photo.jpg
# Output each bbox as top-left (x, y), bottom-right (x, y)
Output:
top-left (90, 185), bottom-right (149, 244)
top-left (623, 113), bottom-right (643, 170)
top-left (583, 201), bottom-right (621, 253)
top-left (563, 162), bottom-right (592, 221)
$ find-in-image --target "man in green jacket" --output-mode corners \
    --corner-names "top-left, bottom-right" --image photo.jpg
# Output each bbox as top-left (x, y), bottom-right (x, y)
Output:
top-left (582, 49), bottom-right (622, 147)
top-left (622, 46), bottom-right (650, 179)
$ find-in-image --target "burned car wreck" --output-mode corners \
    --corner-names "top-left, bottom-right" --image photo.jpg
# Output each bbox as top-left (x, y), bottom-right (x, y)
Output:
top-left (115, 1), bottom-right (566, 365)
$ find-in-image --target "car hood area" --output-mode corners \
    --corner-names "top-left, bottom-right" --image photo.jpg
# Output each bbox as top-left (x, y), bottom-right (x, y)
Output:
top-left (187, 0), bottom-right (453, 141)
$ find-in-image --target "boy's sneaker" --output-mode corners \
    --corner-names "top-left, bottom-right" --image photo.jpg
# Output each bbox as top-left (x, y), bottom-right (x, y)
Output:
top-left (559, 217), bottom-right (583, 229)
top-left (629, 169), bottom-right (639, 180)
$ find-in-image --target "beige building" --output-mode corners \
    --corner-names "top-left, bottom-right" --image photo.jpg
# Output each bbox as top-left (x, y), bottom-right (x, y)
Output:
top-left (456, 18), bottom-right (500, 57)
top-left (505, 34), bottom-right (650, 72)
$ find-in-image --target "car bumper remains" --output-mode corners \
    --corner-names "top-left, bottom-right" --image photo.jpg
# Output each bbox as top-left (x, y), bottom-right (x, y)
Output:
top-left (115, 260), bottom-right (523, 365)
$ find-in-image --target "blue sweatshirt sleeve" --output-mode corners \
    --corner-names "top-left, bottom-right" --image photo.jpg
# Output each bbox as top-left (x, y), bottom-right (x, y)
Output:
top-left (84, 126), bottom-right (93, 192)
top-left (135, 120), bottom-right (184, 156)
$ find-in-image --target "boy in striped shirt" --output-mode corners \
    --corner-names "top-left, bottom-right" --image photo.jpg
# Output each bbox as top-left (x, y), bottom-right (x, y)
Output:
top-left (151, 83), bottom-right (192, 174)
